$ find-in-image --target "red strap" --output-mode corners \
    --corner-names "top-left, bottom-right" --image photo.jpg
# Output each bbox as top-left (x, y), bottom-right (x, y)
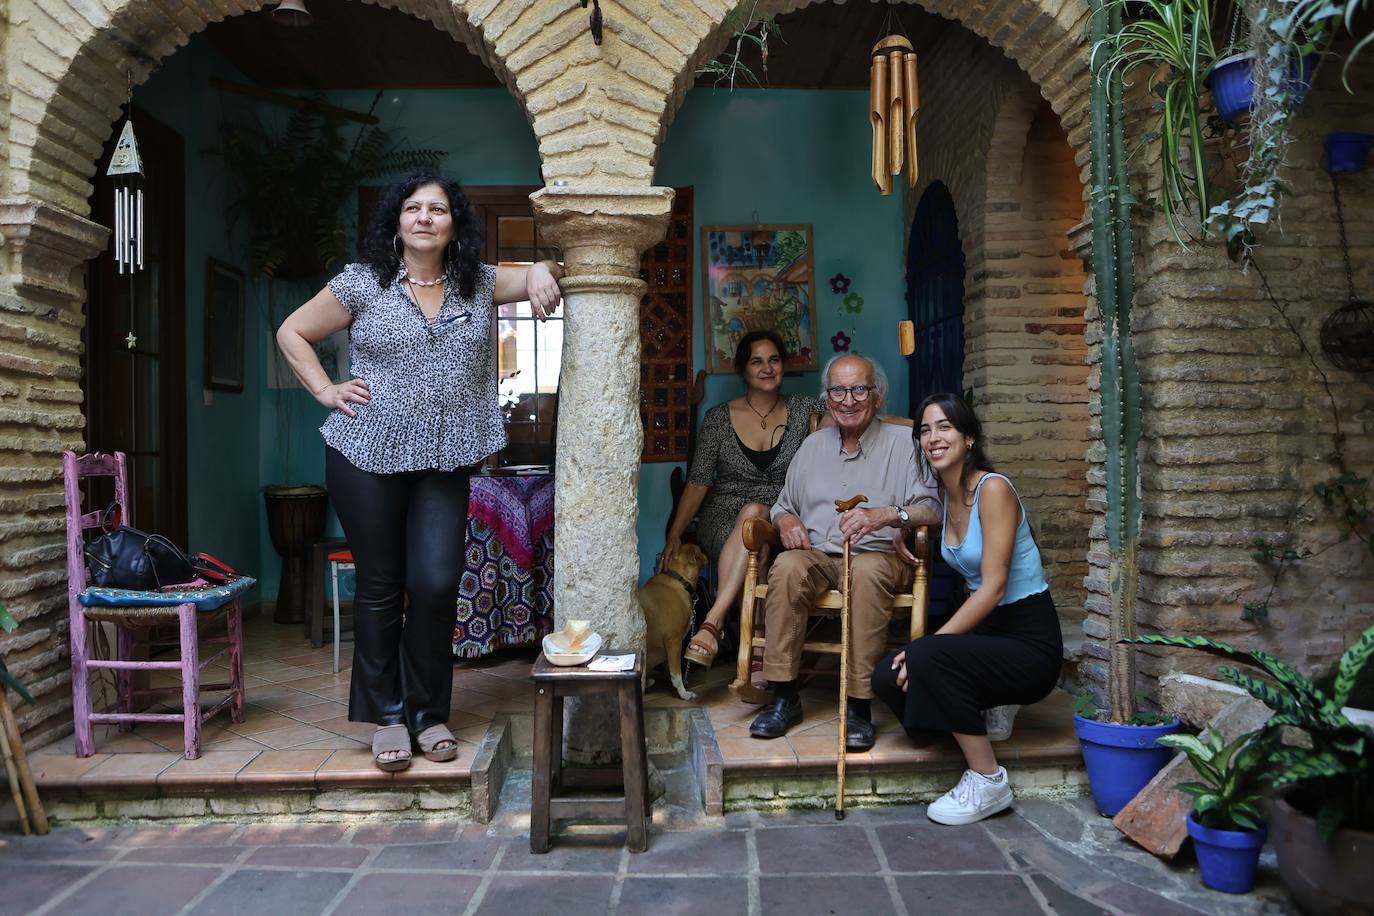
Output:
top-left (327, 549), bottom-right (354, 563)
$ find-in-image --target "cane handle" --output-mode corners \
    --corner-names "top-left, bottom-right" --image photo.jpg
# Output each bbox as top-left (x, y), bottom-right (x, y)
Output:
top-left (834, 494), bottom-right (867, 513)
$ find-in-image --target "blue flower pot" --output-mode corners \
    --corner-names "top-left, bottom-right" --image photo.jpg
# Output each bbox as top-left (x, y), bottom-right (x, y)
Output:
top-left (1326, 132), bottom-right (1374, 173)
top-left (1207, 51), bottom-right (1318, 127)
top-left (1073, 714), bottom-right (1182, 816)
top-left (1187, 810), bottom-right (1267, 894)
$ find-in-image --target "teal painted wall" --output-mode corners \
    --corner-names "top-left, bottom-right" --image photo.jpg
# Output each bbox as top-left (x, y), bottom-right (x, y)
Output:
top-left (135, 36), bottom-right (908, 600)
top-left (640, 89), bottom-right (909, 582)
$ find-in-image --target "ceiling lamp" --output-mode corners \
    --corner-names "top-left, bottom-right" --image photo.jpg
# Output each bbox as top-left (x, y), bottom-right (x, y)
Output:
top-left (274, 0), bottom-right (314, 27)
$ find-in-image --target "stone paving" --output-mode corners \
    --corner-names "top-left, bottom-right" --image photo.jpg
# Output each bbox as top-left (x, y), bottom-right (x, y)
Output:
top-left (0, 792), bottom-right (1294, 915)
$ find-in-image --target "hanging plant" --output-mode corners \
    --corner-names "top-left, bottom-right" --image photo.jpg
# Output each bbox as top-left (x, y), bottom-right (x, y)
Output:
top-left (217, 92), bottom-right (443, 282)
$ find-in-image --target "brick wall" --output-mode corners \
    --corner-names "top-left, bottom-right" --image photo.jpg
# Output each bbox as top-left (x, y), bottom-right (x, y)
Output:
top-left (905, 28), bottom-right (1092, 633)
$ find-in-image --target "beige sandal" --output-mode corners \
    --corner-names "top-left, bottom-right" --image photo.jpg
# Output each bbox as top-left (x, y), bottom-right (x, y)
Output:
top-left (416, 723), bottom-right (459, 762)
top-left (685, 621), bottom-right (722, 667)
top-left (372, 724), bottom-right (412, 772)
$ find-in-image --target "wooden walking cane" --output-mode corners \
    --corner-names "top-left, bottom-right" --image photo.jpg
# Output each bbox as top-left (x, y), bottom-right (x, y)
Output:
top-left (0, 723), bottom-right (31, 834)
top-left (834, 494), bottom-right (867, 821)
top-left (0, 687), bottom-right (48, 834)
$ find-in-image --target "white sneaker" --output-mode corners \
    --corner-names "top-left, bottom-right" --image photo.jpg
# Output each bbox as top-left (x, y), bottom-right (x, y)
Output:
top-left (927, 767), bottom-right (1014, 826)
top-left (984, 705), bottom-right (1021, 742)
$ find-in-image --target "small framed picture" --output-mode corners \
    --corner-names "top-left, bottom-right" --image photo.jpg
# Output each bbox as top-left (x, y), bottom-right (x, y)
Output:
top-left (701, 224), bottom-right (818, 373)
top-left (204, 259), bottom-right (245, 392)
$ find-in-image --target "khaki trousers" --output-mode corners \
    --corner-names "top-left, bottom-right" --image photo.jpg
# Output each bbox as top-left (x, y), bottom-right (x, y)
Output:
top-left (760, 549), bottom-right (914, 699)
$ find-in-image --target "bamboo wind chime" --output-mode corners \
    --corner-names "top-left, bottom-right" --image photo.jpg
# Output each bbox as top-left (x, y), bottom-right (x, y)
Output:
top-left (105, 91), bottom-right (145, 350)
top-left (869, 35), bottom-right (920, 196)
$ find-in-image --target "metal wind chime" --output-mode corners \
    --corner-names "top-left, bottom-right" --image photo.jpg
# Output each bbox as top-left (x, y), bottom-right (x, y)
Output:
top-left (105, 82), bottom-right (145, 349)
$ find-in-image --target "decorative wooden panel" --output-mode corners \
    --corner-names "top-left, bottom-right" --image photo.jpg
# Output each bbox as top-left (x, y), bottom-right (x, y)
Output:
top-left (639, 187), bottom-right (695, 463)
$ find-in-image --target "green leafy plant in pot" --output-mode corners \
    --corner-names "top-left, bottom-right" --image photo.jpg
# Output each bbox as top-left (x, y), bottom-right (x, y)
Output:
top-left (1134, 624), bottom-right (1374, 913)
top-left (1158, 725), bottom-right (1268, 893)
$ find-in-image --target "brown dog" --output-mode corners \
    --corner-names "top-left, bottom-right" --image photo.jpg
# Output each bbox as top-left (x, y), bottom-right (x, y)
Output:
top-left (639, 543), bottom-right (707, 701)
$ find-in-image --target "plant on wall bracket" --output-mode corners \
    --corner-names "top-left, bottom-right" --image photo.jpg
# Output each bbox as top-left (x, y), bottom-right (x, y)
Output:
top-left (699, 0), bottom-right (783, 88)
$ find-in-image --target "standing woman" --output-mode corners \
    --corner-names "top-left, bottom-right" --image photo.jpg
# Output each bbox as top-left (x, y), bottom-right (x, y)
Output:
top-left (276, 170), bottom-right (564, 772)
top-left (662, 331), bottom-right (826, 669)
top-left (871, 392), bottom-right (1062, 824)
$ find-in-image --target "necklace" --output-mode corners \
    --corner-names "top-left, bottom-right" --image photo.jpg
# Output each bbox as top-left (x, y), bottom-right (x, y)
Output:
top-left (407, 274), bottom-right (446, 288)
top-left (743, 394), bottom-right (781, 429)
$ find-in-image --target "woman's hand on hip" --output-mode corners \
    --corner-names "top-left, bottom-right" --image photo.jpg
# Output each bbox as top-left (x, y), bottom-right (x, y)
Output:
top-left (315, 378), bottom-right (371, 417)
top-left (527, 262), bottom-right (562, 321)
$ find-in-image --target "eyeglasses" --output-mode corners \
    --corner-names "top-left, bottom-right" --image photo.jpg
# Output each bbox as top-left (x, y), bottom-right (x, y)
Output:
top-left (427, 312), bottom-right (471, 340)
top-left (826, 384), bottom-right (873, 403)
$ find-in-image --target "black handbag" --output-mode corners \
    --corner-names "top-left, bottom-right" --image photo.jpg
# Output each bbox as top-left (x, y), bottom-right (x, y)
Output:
top-left (84, 504), bottom-right (197, 590)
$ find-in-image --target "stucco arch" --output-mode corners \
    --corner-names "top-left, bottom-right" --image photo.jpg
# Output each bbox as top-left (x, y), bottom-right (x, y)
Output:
top-left (5, 0), bottom-right (541, 214)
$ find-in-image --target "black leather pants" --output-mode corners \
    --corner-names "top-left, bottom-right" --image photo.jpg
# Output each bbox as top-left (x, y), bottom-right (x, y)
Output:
top-left (326, 446), bottom-right (471, 733)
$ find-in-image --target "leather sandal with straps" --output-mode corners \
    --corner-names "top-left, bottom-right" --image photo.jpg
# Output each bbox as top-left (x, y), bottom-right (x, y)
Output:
top-left (372, 724), bottom-right (412, 772)
top-left (416, 723), bottom-right (459, 762)
top-left (684, 621), bottom-right (722, 667)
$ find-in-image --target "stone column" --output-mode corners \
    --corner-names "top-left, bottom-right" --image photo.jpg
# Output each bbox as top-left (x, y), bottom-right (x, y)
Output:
top-left (531, 186), bottom-right (673, 762)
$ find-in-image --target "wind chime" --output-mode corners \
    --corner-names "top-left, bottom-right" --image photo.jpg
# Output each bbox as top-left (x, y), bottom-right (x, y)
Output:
top-left (869, 34), bottom-right (920, 195)
top-left (105, 79), bottom-right (144, 349)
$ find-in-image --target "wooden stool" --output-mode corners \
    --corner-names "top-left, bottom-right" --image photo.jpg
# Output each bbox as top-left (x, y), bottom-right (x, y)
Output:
top-left (530, 651), bottom-right (649, 854)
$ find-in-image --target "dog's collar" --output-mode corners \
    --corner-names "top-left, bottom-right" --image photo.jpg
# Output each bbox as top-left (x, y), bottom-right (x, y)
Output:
top-left (664, 569), bottom-right (697, 597)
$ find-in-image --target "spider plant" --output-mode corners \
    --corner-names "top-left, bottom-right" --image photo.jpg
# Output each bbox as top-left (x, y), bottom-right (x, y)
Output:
top-left (1091, 0), bottom-right (1232, 246)
top-left (0, 603), bottom-right (33, 704)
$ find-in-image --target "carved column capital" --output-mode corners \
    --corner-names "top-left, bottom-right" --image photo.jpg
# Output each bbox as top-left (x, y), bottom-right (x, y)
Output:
top-left (0, 198), bottom-right (109, 302)
top-left (530, 186), bottom-right (674, 278)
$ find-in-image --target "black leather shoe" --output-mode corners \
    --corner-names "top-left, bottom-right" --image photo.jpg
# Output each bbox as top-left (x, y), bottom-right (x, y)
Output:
top-left (749, 696), bottom-right (803, 739)
top-left (846, 710), bottom-right (876, 751)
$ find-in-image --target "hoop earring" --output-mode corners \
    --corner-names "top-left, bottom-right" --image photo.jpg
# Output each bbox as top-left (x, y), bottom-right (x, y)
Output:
top-left (393, 235), bottom-right (403, 258)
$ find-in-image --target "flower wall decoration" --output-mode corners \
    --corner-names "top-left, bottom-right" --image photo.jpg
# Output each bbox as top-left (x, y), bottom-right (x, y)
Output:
top-left (831, 330), bottom-right (852, 352)
top-left (843, 292), bottom-right (864, 314)
top-left (829, 273), bottom-right (852, 294)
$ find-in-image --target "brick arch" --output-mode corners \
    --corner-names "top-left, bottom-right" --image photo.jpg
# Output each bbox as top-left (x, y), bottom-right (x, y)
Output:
top-left (650, 0), bottom-right (1092, 169)
top-left (7, 0), bottom-right (529, 214)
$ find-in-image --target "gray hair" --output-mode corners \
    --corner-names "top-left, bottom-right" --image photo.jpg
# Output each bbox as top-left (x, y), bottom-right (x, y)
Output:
top-left (820, 353), bottom-right (888, 406)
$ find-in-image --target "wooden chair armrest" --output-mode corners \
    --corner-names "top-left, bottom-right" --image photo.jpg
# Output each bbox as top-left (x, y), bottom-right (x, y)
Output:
top-left (906, 525), bottom-right (931, 560)
top-left (742, 517), bottom-right (780, 552)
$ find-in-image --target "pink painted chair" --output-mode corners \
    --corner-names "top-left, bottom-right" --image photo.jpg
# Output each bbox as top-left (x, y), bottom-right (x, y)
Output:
top-left (63, 451), bottom-right (247, 759)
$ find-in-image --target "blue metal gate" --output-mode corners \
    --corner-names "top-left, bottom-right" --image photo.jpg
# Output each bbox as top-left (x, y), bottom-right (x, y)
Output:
top-left (904, 181), bottom-right (967, 623)
top-left (906, 181), bottom-right (966, 410)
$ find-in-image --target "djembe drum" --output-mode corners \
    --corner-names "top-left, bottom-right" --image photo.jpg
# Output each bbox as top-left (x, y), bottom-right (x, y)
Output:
top-left (264, 484), bottom-right (329, 624)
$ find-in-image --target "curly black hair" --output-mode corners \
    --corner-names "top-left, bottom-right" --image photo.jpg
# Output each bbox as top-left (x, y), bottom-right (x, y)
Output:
top-left (360, 170), bottom-right (484, 300)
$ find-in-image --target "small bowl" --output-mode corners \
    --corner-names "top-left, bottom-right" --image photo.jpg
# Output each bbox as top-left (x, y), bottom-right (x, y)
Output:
top-left (542, 631), bottom-right (602, 666)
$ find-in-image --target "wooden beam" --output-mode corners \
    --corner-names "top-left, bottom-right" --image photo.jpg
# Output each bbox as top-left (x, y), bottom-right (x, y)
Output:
top-left (210, 79), bottom-right (379, 124)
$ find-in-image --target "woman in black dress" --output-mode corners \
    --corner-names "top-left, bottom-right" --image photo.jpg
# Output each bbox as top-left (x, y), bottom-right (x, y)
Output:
top-left (662, 331), bottom-right (825, 668)
top-left (872, 393), bottom-right (1062, 825)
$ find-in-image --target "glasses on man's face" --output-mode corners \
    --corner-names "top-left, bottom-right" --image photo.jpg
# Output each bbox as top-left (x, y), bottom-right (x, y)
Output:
top-left (826, 384), bottom-right (872, 403)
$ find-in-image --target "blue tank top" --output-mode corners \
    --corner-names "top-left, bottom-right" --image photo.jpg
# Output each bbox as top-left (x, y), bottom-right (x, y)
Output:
top-left (940, 473), bottom-right (1049, 604)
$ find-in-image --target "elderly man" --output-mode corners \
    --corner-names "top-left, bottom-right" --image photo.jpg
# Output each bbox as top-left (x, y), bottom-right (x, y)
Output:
top-left (749, 354), bottom-right (940, 749)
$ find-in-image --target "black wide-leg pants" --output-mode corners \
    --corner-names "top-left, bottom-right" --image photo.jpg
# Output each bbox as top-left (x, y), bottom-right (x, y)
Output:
top-left (326, 446), bottom-right (471, 733)
top-left (871, 589), bottom-right (1063, 737)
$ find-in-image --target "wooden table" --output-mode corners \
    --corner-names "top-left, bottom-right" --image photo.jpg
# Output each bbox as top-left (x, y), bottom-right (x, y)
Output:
top-left (530, 651), bottom-right (649, 854)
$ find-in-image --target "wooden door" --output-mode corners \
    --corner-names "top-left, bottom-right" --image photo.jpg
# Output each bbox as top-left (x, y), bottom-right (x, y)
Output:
top-left (84, 109), bottom-right (188, 547)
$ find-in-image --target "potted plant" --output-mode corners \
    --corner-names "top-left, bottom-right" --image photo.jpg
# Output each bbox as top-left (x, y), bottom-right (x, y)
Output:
top-left (1134, 623), bottom-right (1374, 913)
top-left (1157, 725), bottom-right (1268, 893)
top-left (1073, 694), bottom-right (1183, 816)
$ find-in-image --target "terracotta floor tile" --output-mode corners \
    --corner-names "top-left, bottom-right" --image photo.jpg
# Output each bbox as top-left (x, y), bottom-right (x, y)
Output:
top-left (454, 724), bottom-right (490, 745)
top-left (80, 752), bottom-right (181, 784)
top-left (249, 722), bottom-right (335, 750)
top-left (315, 749), bottom-right (388, 787)
top-left (235, 749), bottom-right (331, 787)
top-left (277, 672), bottom-right (351, 691)
top-left (90, 732), bottom-right (174, 754)
top-left (30, 753), bottom-right (112, 786)
top-left (157, 750), bottom-right (259, 788)
top-left (224, 710), bottom-right (299, 737)
top-left (290, 735), bottom-right (369, 751)
top-left (717, 735), bottom-right (798, 768)
top-left (391, 750), bottom-right (475, 784)
top-left (278, 701), bottom-right (347, 724)
top-left (315, 716), bottom-right (375, 741)
top-left (789, 735), bottom-right (843, 764)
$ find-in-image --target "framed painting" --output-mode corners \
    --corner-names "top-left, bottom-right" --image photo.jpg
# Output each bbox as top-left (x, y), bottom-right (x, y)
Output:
top-left (701, 224), bottom-right (817, 373)
top-left (204, 259), bottom-right (245, 392)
